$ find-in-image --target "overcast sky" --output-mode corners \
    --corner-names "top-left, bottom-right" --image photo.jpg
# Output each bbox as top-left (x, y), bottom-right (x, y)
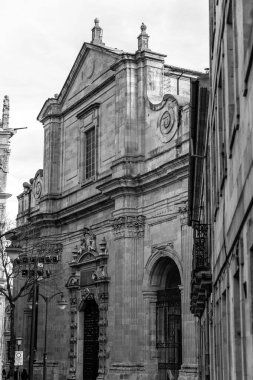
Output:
top-left (0, 0), bottom-right (209, 222)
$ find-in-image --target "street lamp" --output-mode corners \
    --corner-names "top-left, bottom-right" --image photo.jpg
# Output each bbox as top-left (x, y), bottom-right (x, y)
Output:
top-left (5, 245), bottom-right (23, 262)
top-left (16, 337), bottom-right (23, 349)
top-left (28, 291), bottom-right (67, 380)
top-left (57, 293), bottom-right (68, 310)
top-left (15, 337), bottom-right (23, 380)
top-left (5, 232), bottom-right (23, 262)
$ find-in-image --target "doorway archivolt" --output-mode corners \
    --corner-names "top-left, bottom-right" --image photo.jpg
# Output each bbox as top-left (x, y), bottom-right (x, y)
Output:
top-left (144, 246), bottom-right (183, 290)
top-left (143, 247), bottom-right (183, 380)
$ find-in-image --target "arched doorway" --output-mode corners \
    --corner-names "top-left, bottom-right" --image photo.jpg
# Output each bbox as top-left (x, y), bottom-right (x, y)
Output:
top-left (83, 299), bottom-right (99, 380)
top-left (155, 258), bottom-right (182, 379)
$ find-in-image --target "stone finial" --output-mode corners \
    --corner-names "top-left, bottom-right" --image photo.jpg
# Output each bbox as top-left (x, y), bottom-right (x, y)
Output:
top-left (137, 22), bottom-right (150, 51)
top-left (140, 22), bottom-right (147, 33)
top-left (2, 95), bottom-right (9, 129)
top-left (91, 18), bottom-right (105, 45)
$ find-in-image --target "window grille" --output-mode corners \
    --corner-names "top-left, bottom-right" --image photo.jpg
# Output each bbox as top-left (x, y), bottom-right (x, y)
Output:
top-left (85, 128), bottom-right (95, 179)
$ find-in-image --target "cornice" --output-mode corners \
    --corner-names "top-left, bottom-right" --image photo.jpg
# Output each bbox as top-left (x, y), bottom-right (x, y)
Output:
top-left (134, 49), bottom-right (166, 64)
top-left (38, 75), bottom-right (115, 124)
top-left (0, 129), bottom-right (16, 137)
top-left (111, 155), bottom-right (145, 168)
top-left (96, 176), bottom-right (139, 199)
top-left (98, 154), bottom-right (188, 198)
top-left (139, 154), bottom-right (188, 188)
top-left (76, 102), bottom-right (100, 119)
top-left (16, 154), bottom-right (188, 231)
top-left (110, 49), bottom-right (166, 73)
top-left (0, 192), bottom-right (12, 200)
top-left (164, 64), bottom-right (204, 77)
top-left (27, 194), bottom-right (114, 228)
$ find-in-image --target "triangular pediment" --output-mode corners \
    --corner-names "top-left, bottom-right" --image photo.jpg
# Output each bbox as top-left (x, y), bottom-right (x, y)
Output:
top-left (38, 43), bottom-right (122, 122)
top-left (59, 43), bottom-right (121, 107)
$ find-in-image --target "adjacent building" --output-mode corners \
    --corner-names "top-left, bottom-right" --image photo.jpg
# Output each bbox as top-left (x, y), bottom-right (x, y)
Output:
top-left (11, 21), bottom-right (203, 380)
top-left (189, 1), bottom-right (253, 379)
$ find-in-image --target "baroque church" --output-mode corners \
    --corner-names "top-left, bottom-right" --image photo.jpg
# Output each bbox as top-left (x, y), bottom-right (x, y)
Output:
top-left (12, 20), bottom-right (202, 380)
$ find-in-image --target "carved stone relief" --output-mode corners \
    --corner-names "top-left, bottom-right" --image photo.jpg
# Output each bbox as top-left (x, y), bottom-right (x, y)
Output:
top-left (71, 228), bottom-right (98, 263)
top-left (151, 242), bottom-right (174, 254)
top-left (79, 227), bottom-right (97, 253)
top-left (178, 202), bottom-right (188, 225)
top-left (111, 215), bottom-right (146, 239)
top-left (31, 169), bottom-right (43, 202)
top-left (0, 154), bottom-right (8, 173)
top-left (157, 97), bottom-right (178, 143)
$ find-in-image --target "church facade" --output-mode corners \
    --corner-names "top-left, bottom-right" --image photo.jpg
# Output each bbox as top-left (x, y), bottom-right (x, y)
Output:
top-left (13, 21), bottom-right (201, 380)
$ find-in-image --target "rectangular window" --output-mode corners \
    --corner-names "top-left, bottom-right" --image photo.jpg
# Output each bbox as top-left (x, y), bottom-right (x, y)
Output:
top-left (217, 73), bottom-right (227, 189)
top-left (233, 270), bottom-right (243, 378)
top-left (85, 127), bottom-right (95, 180)
top-left (214, 299), bottom-right (221, 379)
top-left (210, 0), bottom-right (216, 57)
top-left (211, 118), bottom-right (219, 218)
top-left (226, 3), bottom-right (235, 138)
top-left (251, 247), bottom-right (253, 333)
top-left (222, 291), bottom-right (228, 379)
top-left (242, 0), bottom-right (253, 57)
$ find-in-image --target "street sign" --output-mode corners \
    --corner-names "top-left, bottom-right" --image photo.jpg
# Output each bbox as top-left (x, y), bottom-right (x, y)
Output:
top-left (15, 351), bottom-right (23, 366)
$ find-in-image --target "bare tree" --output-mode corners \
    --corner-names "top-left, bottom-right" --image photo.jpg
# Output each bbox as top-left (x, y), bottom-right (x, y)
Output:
top-left (0, 219), bottom-right (64, 380)
top-left (0, 235), bottom-right (39, 380)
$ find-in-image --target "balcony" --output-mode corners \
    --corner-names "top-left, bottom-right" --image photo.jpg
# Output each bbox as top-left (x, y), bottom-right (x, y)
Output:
top-left (190, 223), bottom-right (212, 317)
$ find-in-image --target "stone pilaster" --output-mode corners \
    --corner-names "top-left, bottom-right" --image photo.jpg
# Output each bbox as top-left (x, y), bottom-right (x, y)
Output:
top-left (37, 98), bottom-right (61, 201)
top-left (43, 116), bottom-right (61, 197)
top-left (142, 291), bottom-right (158, 376)
top-left (107, 215), bottom-right (146, 379)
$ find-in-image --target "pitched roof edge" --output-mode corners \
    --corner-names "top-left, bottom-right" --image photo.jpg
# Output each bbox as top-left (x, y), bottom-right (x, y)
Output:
top-left (37, 42), bottom-right (123, 122)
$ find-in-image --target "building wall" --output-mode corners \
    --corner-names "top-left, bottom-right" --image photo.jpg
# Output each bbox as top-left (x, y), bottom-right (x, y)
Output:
top-left (13, 23), bottom-right (202, 380)
top-left (189, 1), bottom-right (253, 379)
top-left (209, 1), bottom-right (253, 378)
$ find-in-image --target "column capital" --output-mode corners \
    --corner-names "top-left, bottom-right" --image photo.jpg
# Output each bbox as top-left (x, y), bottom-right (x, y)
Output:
top-left (142, 290), bottom-right (157, 301)
top-left (111, 215), bottom-right (145, 239)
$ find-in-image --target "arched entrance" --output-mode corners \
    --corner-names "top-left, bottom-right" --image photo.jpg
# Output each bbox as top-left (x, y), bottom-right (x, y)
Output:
top-left (152, 257), bottom-right (182, 379)
top-left (83, 299), bottom-right (99, 380)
